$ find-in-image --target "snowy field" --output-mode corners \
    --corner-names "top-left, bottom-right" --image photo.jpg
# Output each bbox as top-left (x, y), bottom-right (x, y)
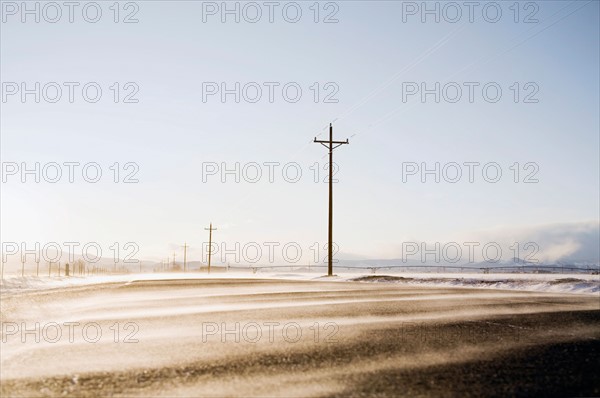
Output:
top-left (1, 271), bottom-right (599, 295)
top-left (1, 274), bottom-right (599, 397)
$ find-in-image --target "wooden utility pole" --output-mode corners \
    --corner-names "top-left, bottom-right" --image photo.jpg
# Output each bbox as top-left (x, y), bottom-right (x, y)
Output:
top-left (314, 123), bottom-right (349, 276)
top-left (172, 253), bottom-right (176, 270)
top-left (182, 242), bottom-right (189, 272)
top-left (204, 223), bottom-right (217, 274)
top-left (21, 257), bottom-right (25, 277)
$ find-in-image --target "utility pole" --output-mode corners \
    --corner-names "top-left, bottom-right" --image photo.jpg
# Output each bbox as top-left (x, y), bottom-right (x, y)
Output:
top-left (314, 123), bottom-right (349, 276)
top-left (172, 252), bottom-right (176, 270)
top-left (182, 242), bottom-right (189, 272)
top-left (21, 257), bottom-right (25, 277)
top-left (204, 223), bottom-right (217, 274)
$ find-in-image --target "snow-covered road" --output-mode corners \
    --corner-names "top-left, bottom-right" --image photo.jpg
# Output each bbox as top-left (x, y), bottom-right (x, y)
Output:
top-left (1, 276), bottom-right (599, 397)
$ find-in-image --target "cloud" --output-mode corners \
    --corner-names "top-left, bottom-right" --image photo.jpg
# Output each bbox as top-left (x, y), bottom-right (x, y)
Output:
top-left (383, 220), bottom-right (599, 264)
top-left (460, 220), bottom-right (599, 263)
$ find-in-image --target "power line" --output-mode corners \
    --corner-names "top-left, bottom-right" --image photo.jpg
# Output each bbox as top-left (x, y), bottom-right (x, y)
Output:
top-left (314, 123), bottom-right (349, 277)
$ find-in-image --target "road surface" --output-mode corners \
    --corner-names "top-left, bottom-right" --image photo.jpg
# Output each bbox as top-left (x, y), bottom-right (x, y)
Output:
top-left (1, 277), bottom-right (599, 397)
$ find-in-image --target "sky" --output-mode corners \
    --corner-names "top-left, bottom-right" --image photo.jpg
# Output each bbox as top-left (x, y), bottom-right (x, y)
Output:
top-left (1, 1), bottom-right (599, 269)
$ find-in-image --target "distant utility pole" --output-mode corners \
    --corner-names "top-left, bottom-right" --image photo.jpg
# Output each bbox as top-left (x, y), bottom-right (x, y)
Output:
top-left (172, 252), bottom-right (176, 270)
top-left (204, 223), bottom-right (217, 274)
top-left (21, 257), bottom-right (25, 277)
top-left (314, 123), bottom-right (349, 277)
top-left (182, 242), bottom-right (189, 272)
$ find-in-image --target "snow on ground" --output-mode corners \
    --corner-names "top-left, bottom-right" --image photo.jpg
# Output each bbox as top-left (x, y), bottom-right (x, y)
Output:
top-left (1, 276), bottom-right (598, 397)
top-left (1, 271), bottom-right (598, 295)
top-left (348, 273), bottom-right (600, 295)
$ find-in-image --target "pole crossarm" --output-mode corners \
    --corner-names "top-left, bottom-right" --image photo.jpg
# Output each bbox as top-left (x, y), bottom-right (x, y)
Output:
top-left (314, 139), bottom-right (349, 145)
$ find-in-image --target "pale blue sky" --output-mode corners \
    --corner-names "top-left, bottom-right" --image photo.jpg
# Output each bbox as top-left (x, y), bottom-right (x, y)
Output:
top-left (1, 1), bottom-right (599, 265)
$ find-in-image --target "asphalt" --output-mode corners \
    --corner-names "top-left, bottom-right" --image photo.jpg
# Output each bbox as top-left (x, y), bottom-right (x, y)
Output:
top-left (1, 278), bottom-right (598, 397)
